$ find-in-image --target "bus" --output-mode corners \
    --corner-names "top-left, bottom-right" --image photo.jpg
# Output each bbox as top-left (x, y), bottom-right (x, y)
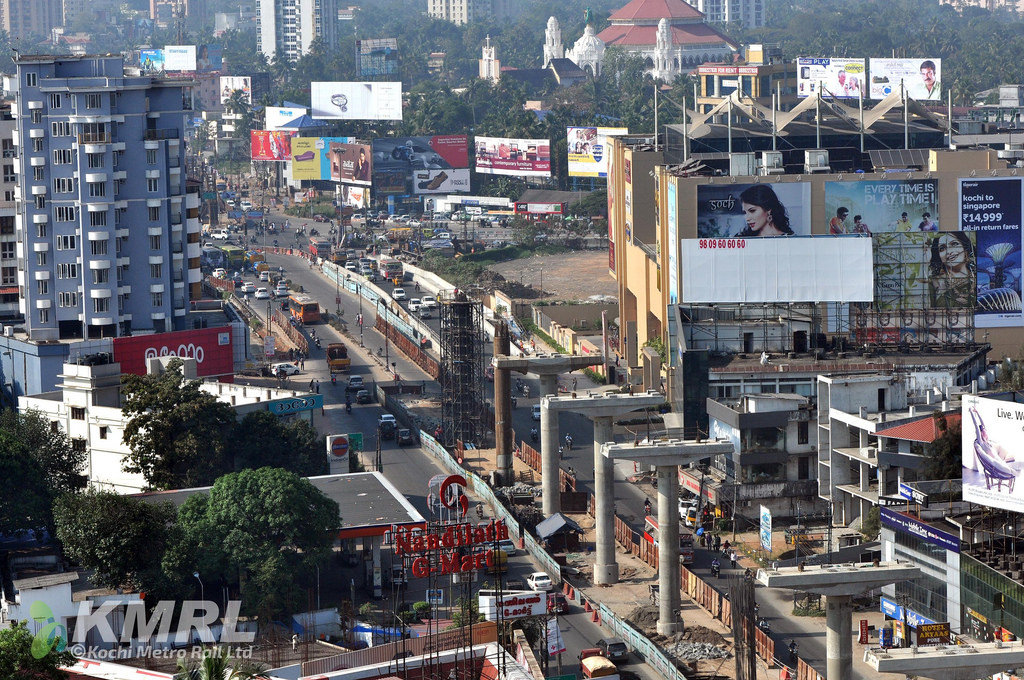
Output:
top-left (218, 244), bottom-right (245, 269)
top-left (380, 258), bottom-right (403, 283)
top-left (308, 237), bottom-right (331, 259)
top-left (643, 516), bottom-right (695, 564)
top-left (327, 343), bottom-right (350, 373)
top-left (288, 294), bottom-right (321, 324)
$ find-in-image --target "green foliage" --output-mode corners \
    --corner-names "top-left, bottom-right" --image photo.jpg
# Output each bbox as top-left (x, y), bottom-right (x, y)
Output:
top-left (449, 596), bottom-right (483, 628)
top-left (54, 490), bottom-right (176, 593)
top-left (643, 336), bottom-right (667, 365)
top-left (359, 602), bottom-right (375, 618)
top-left (0, 620), bottom-right (78, 680)
top-left (228, 412), bottom-right (328, 477)
top-left (583, 368), bottom-right (607, 385)
top-left (176, 645), bottom-right (267, 680)
top-left (922, 413), bottom-right (963, 480)
top-left (861, 506), bottom-right (881, 541)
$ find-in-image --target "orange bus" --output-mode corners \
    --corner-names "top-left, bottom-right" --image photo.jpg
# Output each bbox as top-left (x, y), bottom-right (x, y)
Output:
top-left (643, 516), bottom-right (695, 564)
top-left (288, 294), bottom-right (321, 324)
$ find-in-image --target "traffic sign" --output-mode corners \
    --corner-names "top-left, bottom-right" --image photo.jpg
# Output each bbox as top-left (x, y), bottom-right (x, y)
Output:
top-left (330, 435), bottom-right (349, 457)
top-left (426, 589), bottom-right (443, 604)
top-left (348, 432), bottom-right (363, 452)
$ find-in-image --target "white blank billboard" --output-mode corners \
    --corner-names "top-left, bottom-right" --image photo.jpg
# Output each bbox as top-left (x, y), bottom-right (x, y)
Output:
top-left (310, 82), bottom-right (403, 121)
top-left (164, 45), bottom-right (197, 71)
top-left (681, 236), bottom-right (874, 303)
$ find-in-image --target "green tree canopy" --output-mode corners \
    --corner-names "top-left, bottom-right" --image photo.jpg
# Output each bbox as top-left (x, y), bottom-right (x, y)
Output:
top-left (176, 645), bottom-right (267, 680)
top-left (922, 413), bottom-right (963, 480)
top-left (0, 620), bottom-right (78, 680)
top-left (227, 411), bottom-right (328, 477)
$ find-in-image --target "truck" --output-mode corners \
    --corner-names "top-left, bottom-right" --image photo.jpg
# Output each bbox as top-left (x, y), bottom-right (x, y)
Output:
top-left (327, 343), bottom-right (351, 373)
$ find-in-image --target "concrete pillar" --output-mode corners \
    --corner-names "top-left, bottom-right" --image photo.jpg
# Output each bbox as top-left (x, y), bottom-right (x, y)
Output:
top-left (540, 373), bottom-right (560, 516)
top-left (494, 324), bottom-right (512, 483)
top-left (826, 594), bottom-right (853, 680)
top-left (593, 415), bottom-right (618, 584)
top-left (656, 464), bottom-right (683, 635)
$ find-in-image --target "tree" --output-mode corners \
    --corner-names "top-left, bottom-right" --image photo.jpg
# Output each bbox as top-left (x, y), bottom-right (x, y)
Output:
top-left (0, 620), bottom-right (78, 680)
top-left (922, 413), bottom-right (963, 480)
top-left (53, 490), bottom-right (176, 592)
top-left (3, 410), bottom-right (86, 497)
top-left (176, 645), bottom-right (267, 680)
top-left (121, 359), bottom-right (235, 490)
top-left (227, 412), bottom-right (328, 477)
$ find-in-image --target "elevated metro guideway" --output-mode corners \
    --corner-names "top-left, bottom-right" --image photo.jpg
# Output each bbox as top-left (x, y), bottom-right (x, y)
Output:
top-left (864, 642), bottom-right (1024, 680)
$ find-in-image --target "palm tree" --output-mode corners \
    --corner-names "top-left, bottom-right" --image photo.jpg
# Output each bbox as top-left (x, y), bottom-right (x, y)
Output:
top-left (176, 646), bottom-right (267, 680)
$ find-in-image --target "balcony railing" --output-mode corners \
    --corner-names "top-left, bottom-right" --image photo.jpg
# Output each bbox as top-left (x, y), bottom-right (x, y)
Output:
top-left (78, 133), bottom-right (110, 144)
top-left (144, 128), bottom-right (180, 141)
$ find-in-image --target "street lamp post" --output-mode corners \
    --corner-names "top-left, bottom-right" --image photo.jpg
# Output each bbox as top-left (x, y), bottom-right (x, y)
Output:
top-left (193, 571), bottom-right (204, 603)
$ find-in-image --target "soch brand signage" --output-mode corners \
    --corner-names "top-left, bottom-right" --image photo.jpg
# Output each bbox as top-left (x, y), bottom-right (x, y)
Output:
top-left (113, 327), bottom-right (234, 379)
top-left (393, 520), bottom-right (509, 578)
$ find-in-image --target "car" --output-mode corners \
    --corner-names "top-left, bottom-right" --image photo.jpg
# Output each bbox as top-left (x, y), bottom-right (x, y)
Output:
top-left (212, 229), bottom-right (230, 240)
top-left (254, 287), bottom-right (271, 300)
top-left (421, 296), bottom-right (437, 309)
top-left (240, 201), bottom-right (253, 211)
top-left (313, 214), bottom-right (329, 223)
top-left (240, 282), bottom-right (256, 294)
top-left (347, 376), bottom-right (364, 391)
top-left (345, 261), bottom-right (358, 272)
top-left (360, 266), bottom-right (373, 276)
top-left (532, 404), bottom-right (541, 421)
top-left (408, 298), bottom-right (422, 312)
top-left (211, 268), bottom-right (226, 279)
top-left (526, 572), bottom-right (553, 591)
top-left (548, 592), bottom-right (569, 614)
top-left (397, 428), bottom-right (415, 446)
top-left (259, 270), bottom-right (271, 281)
top-left (379, 414), bottom-right (397, 426)
top-left (418, 308), bottom-right (433, 319)
top-left (596, 637), bottom-right (629, 663)
top-left (391, 288), bottom-right (407, 301)
top-left (355, 389), bottom-right (371, 404)
top-left (498, 538), bottom-right (517, 556)
top-left (275, 283), bottom-right (289, 297)
top-left (271, 362), bottom-right (301, 376)
top-left (435, 231), bottom-right (452, 239)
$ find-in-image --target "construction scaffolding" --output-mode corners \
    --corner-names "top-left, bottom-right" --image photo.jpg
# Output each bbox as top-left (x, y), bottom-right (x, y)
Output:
top-left (439, 290), bottom-right (484, 449)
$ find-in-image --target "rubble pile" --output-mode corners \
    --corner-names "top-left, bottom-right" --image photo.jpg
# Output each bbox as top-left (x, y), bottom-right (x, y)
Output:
top-left (665, 641), bottom-right (730, 661)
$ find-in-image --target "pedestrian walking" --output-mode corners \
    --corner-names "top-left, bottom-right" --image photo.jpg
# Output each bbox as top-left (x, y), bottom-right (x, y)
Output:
top-left (315, 380), bottom-right (320, 394)
top-left (572, 377), bottom-right (578, 391)
top-left (300, 359), bottom-right (305, 370)
top-left (713, 535), bottom-right (721, 552)
top-left (730, 549), bottom-right (737, 568)
top-left (309, 379), bottom-right (315, 392)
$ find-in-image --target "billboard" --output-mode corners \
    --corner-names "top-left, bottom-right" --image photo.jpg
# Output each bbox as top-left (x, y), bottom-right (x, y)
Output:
top-left (250, 131), bottom-right (293, 161)
top-left (870, 58), bottom-right (942, 100)
top-left (356, 38), bottom-right (399, 77)
top-left (291, 137), bottom-right (355, 180)
top-left (680, 236), bottom-right (874, 303)
top-left (266, 106), bottom-right (305, 130)
top-left (339, 185), bottom-right (370, 209)
top-left (871, 232), bottom-right (976, 310)
top-left (196, 44), bottom-right (222, 72)
top-left (963, 395), bottom-right (1024, 513)
top-left (667, 181), bottom-right (678, 304)
top-left (140, 49), bottom-right (164, 74)
top-left (310, 82), bottom-right (403, 121)
top-left (825, 179), bottom-right (939, 234)
top-left (961, 178), bottom-right (1024, 327)
top-left (480, 591), bottom-right (547, 621)
top-left (567, 126), bottom-right (629, 177)
top-left (164, 45), bottom-right (197, 72)
top-left (329, 141), bottom-right (373, 186)
top-left (474, 136), bottom-right (551, 177)
top-left (372, 135), bottom-right (470, 195)
top-left (797, 58), bottom-right (866, 98)
top-left (220, 76), bottom-right (251, 105)
top-left (113, 327), bottom-right (234, 379)
top-left (696, 183), bottom-right (812, 237)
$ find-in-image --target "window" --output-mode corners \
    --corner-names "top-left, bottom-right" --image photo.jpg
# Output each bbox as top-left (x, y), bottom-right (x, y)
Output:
top-left (58, 291), bottom-right (78, 307)
top-left (53, 149), bottom-right (72, 164)
top-left (25, 73), bottom-right (36, 87)
top-left (36, 223), bottom-right (46, 238)
top-left (86, 94), bottom-right (102, 109)
top-left (30, 109), bottom-right (41, 124)
top-left (798, 420), bottom-right (809, 445)
top-left (148, 206), bottom-right (160, 221)
top-left (35, 252), bottom-right (46, 266)
top-left (38, 308), bottom-right (49, 324)
top-left (56, 234), bottom-right (76, 250)
top-left (147, 149), bottom-right (158, 164)
top-left (87, 182), bottom-right (105, 198)
top-left (32, 138), bottom-right (43, 152)
top-left (70, 407), bottom-right (85, 420)
top-left (32, 166), bottom-right (43, 181)
top-left (55, 206), bottom-right (75, 222)
top-left (151, 292), bottom-right (163, 307)
top-left (92, 268), bottom-right (108, 284)
top-left (0, 243), bottom-right (12, 259)
top-left (57, 263), bottom-right (78, 279)
top-left (50, 121), bottom-right (71, 136)
top-left (36, 280), bottom-right (47, 295)
top-left (150, 263), bottom-right (162, 278)
top-left (0, 217), bottom-right (12, 235)
top-left (149, 235), bottom-right (161, 250)
top-left (71, 438), bottom-right (86, 453)
top-left (2, 164), bottom-right (12, 182)
top-left (87, 153), bottom-right (104, 168)
top-left (99, 426), bottom-right (108, 440)
top-left (1, 267), bottom-right (15, 285)
top-left (3, 191), bottom-right (13, 202)
top-left (147, 177), bottom-right (159, 192)
top-left (53, 177), bottom-right (74, 193)
top-left (92, 297), bottom-right (109, 313)
top-left (90, 240), bottom-right (107, 255)
top-left (89, 211), bottom-right (106, 227)
top-left (34, 195), bottom-right (45, 210)
top-left (49, 94), bottom-right (62, 109)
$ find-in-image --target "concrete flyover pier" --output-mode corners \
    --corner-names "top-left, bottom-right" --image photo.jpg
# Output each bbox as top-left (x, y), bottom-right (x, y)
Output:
top-left (492, 353), bottom-right (603, 512)
top-left (603, 438), bottom-right (734, 634)
top-left (865, 641), bottom-right (1024, 680)
top-left (757, 561), bottom-right (921, 680)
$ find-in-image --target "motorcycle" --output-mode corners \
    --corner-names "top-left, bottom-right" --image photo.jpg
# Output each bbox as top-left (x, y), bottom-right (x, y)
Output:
top-left (710, 560), bottom-right (721, 578)
top-left (530, 428), bottom-right (538, 443)
top-left (345, 401), bottom-right (352, 414)
top-left (565, 434), bottom-right (573, 450)
top-left (757, 618), bottom-right (771, 635)
top-left (788, 642), bottom-right (798, 664)
top-left (510, 396), bottom-right (517, 409)
top-left (644, 500), bottom-right (652, 516)
top-left (314, 338), bottom-right (322, 349)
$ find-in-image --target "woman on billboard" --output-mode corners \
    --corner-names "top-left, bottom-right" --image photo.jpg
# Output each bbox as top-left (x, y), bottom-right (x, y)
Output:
top-left (735, 185), bottom-right (795, 237)
top-left (928, 232), bottom-right (975, 309)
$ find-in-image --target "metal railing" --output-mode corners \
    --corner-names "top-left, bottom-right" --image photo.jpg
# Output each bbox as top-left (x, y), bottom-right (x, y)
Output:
top-left (143, 128), bottom-right (179, 141)
top-left (78, 133), bottom-right (110, 144)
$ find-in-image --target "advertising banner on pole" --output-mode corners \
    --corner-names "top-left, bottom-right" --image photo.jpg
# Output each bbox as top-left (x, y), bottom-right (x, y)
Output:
top-left (220, 76), bottom-right (251, 105)
top-left (265, 106), bottom-right (306, 131)
top-left (196, 44), bottom-right (222, 72)
top-left (250, 131), bottom-right (293, 161)
top-left (356, 38), bottom-right (399, 77)
top-left (696, 183), bottom-right (812, 237)
top-left (869, 58), bottom-right (942, 101)
top-left (759, 505), bottom-right (772, 552)
top-left (567, 126), bottom-right (629, 177)
top-left (960, 178), bottom-right (1024, 327)
top-left (825, 180), bottom-right (939, 234)
top-left (372, 135), bottom-right (470, 194)
top-left (797, 58), bottom-right (866, 98)
top-left (474, 136), bottom-right (551, 177)
top-left (290, 137), bottom-right (354, 181)
top-left (328, 141), bottom-right (373, 186)
top-left (140, 49), bottom-right (164, 74)
top-left (310, 82), bottom-right (403, 120)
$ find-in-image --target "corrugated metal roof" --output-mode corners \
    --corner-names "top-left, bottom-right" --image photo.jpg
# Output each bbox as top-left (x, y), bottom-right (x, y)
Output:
top-left (876, 413), bottom-right (961, 443)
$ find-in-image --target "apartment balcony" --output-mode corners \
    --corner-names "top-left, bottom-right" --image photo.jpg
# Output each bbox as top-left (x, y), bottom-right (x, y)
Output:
top-left (143, 128), bottom-right (180, 141)
top-left (78, 132), bottom-right (110, 144)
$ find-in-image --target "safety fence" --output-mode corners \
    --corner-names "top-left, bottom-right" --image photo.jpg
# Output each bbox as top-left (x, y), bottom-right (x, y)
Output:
top-left (272, 309), bottom-right (309, 354)
top-left (596, 602), bottom-right (688, 680)
top-left (794, 657), bottom-right (822, 680)
top-left (517, 441), bottom-right (542, 473)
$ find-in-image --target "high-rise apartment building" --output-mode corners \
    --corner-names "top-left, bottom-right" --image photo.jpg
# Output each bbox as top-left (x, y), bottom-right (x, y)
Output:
top-left (255, 0), bottom-right (339, 62)
top-left (689, 0), bottom-right (764, 28)
top-left (427, 0), bottom-right (516, 25)
top-left (0, 104), bottom-right (17, 321)
top-left (1, 0), bottom-right (62, 41)
top-left (12, 55), bottom-right (202, 341)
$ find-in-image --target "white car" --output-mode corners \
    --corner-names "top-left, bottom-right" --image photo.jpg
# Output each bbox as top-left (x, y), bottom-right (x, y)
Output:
top-left (240, 282), bottom-right (256, 294)
top-left (254, 287), bottom-right (271, 299)
top-left (532, 404), bottom-right (541, 421)
top-left (435, 232), bottom-right (452, 239)
top-left (498, 539), bottom-right (517, 556)
top-left (345, 261), bottom-right (358, 272)
top-left (212, 268), bottom-right (226, 279)
top-left (271, 362), bottom-right (301, 376)
top-left (259, 270), bottom-right (271, 281)
top-left (240, 200), bottom-right (253, 211)
top-left (421, 296), bottom-right (437, 309)
top-left (392, 288), bottom-right (407, 301)
top-left (408, 298), bottom-right (422, 312)
top-left (379, 414), bottom-right (397, 427)
top-left (212, 230), bottom-right (230, 240)
top-left (275, 283), bottom-right (289, 297)
top-left (526, 572), bottom-right (553, 592)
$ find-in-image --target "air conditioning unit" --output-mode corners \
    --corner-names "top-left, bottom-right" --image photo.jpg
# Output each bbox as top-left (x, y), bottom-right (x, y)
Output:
top-left (866, 447), bottom-right (877, 459)
top-left (805, 150), bottom-right (830, 173)
top-left (760, 151), bottom-right (784, 175)
top-left (729, 152), bottom-right (757, 177)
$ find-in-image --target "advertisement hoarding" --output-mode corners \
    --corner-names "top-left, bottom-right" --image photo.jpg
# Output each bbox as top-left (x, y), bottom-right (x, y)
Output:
top-left (329, 141), bottom-right (373, 186)
top-left (680, 236), bottom-right (874, 303)
top-left (480, 591), bottom-right (547, 621)
top-left (797, 58), bottom-right (866, 98)
top-left (250, 131), bottom-right (293, 161)
top-left (291, 137), bottom-right (354, 181)
top-left (113, 327), bottom-right (234, 379)
top-left (339, 185), bottom-right (370, 209)
top-left (825, 180), bottom-right (939, 233)
top-left (960, 178), bottom-right (1024, 327)
top-left (696, 183), bottom-right (812, 237)
top-left (869, 58), bottom-right (942, 100)
top-left (310, 82), bottom-right (403, 121)
top-left (265, 106), bottom-right (306, 131)
top-left (356, 38), bottom-right (399, 77)
top-left (667, 181), bottom-right (678, 304)
top-left (474, 136), bottom-right (551, 177)
top-left (140, 49), bottom-right (164, 74)
top-left (220, 76), bottom-right (251, 105)
top-left (870, 232), bottom-right (976, 311)
top-left (962, 395), bottom-right (1024, 513)
top-left (879, 507), bottom-right (959, 552)
top-left (567, 126), bottom-right (629, 177)
top-left (759, 505), bottom-right (772, 552)
top-left (514, 202), bottom-right (564, 214)
top-left (164, 45), bottom-right (197, 71)
top-left (372, 135), bottom-right (470, 195)
top-left (196, 44), bottom-right (222, 72)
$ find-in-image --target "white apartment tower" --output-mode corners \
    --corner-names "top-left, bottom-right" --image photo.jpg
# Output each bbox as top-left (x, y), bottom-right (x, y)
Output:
top-left (256, 0), bottom-right (339, 62)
